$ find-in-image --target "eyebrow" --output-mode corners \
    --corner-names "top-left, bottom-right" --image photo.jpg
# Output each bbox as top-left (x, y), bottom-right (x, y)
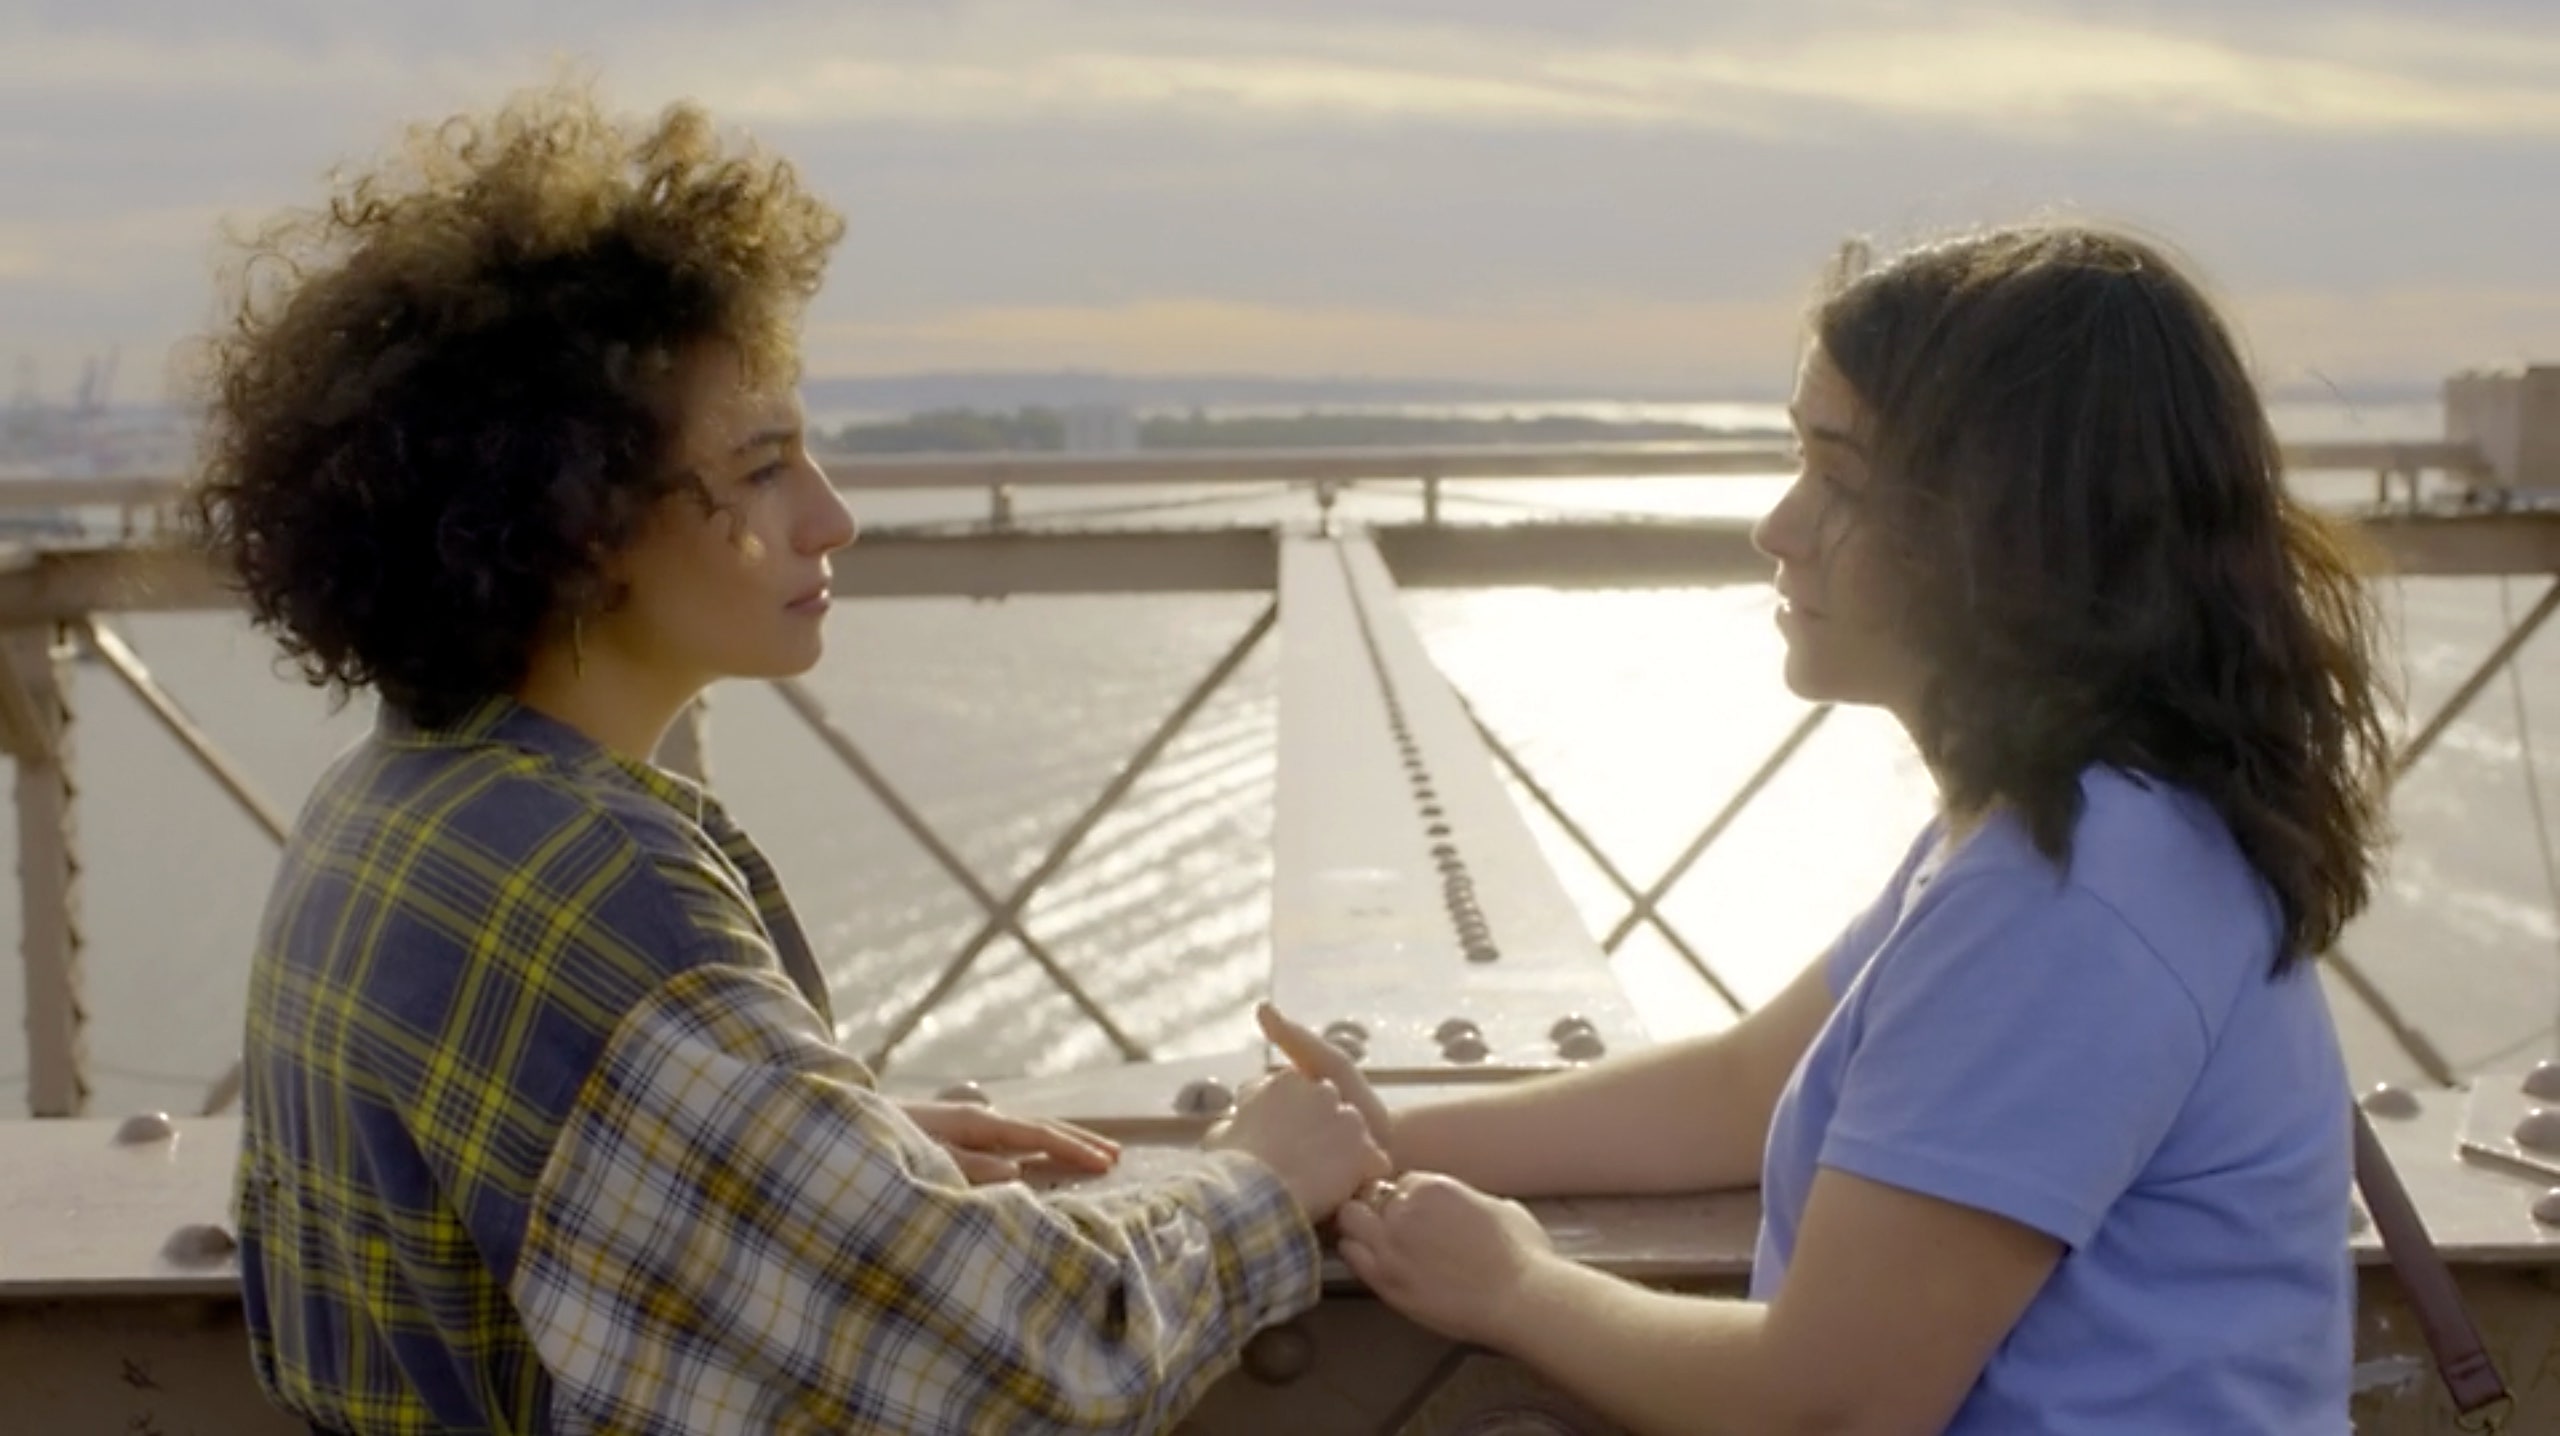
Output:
top-left (728, 426), bottom-right (800, 458)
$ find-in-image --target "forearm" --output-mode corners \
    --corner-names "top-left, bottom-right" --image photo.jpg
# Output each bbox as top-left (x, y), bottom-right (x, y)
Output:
top-left (1391, 1031), bottom-right (1773, 1196)
top-left (526, 968), bottom-right (1320, 1433)
top-left (1499, 1259), bottom-right (1843, 1436)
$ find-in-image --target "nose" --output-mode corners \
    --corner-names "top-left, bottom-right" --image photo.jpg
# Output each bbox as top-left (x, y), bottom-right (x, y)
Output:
top-left (1752, 472), bottom-right (1816, 566)
top-left (799, 458), bottom-right (858, 554)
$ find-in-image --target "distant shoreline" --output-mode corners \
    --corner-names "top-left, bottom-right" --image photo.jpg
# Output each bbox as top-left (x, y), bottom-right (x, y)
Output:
top-left (823, 407), bottom-right (1780, 455)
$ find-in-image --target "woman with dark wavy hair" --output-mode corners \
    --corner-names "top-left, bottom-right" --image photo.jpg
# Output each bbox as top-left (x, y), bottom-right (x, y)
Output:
top-left (1261, 221), bottom-right (2390, 1433)
top-left (198, 85), bottom-right (1387, 1436)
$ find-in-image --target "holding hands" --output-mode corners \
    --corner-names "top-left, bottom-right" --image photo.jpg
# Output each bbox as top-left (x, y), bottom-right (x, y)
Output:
top-left (1335, 1172), bottom-right (1556, 1347)
top-left (1205, 1063), bottom-right (1394, 1220)
top-left (1256, 1000), bottom-right (1558, 1347)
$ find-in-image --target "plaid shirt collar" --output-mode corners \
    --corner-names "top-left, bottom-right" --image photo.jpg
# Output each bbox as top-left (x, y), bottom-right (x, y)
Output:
top-left (380, 695), bottom-right (709, 826)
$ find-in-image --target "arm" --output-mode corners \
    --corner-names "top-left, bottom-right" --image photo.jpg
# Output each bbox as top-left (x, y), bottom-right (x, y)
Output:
top-left (1346, 873), bottom-right (2213, 1433)
top-left (514, 965), bottom-right (1321, 1435)
top-left (1466, 1170), bottom-right (2056, 1436)
top-left (1264, 952), bottom-right (1838, 1197)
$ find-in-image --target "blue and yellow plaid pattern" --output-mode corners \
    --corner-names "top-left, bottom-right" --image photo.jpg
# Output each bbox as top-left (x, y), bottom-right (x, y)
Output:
top-left (235, 697), bottom-right (1318, 1434)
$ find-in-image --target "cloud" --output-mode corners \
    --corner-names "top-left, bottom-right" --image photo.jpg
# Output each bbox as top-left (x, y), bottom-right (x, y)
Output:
top-left (815, 295), bottom-right (1831, 389)
top-left (802, 280), bottom-right (2560, 393)
top-left (7, 5), bottom-right (2556, 146)
top-left (2238, 286), bottom-right (2560, 387)
top-left (0, 208), bottom-right (238, 287)
top-left (634, 4), bottom-right (2560, 139)
top-left (1, 2), bottom-right (2555, 393)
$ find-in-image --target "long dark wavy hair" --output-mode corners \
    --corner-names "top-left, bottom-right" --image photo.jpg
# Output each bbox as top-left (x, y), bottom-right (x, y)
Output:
top-left (187, 84), bottom-right (843, 727)
top-left (1814, 223), bottom-right (2392, 965)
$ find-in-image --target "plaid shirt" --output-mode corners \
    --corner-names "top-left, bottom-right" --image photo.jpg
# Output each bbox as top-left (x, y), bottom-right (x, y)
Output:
top-left (235, 697), bottom-right (1319, 1435)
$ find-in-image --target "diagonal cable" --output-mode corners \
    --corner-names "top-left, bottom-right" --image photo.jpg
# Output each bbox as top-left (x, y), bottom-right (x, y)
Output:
top-left (1600, 704), bottom-right (1834, 954)
top-left (1462, 699), bottom-right (1746, 1016)
top-left (841, 600), bottom-right (1280, 1072)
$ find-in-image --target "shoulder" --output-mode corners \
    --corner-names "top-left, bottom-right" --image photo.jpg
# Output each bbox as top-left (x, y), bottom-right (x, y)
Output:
top-left (315, 728), bottom-right (743, 956)
top-left (1941, 769), bottom-right (2280, 1026)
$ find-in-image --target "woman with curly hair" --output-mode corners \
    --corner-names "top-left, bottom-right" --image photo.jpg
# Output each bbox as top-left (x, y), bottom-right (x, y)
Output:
top-left (1262, 222), bottom-right (2391, 1433)
top-left (198, 86), bottom-right (1386, 1436)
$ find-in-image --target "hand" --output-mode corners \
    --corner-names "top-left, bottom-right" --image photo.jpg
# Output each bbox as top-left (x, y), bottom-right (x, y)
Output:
top-left (1206, 1069), bottom-right (1392, 1220)
top-left (1335, 1171), bottom-right (1557, 1347)
top-left (899, 1099), bottom-right (1120, 1185)
top-left (1256, 1001), bottom-right (1396, 1163)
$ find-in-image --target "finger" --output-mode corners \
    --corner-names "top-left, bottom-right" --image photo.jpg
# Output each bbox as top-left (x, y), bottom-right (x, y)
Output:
top-left (1049, 1117), bottom-right (1123, 1157)
top-left (1015, 1118), bottom-right (1119, 1172)
top-left (944, 1111), bottom-right (1118, 1172)
top-left (1335, 1195), bottom-right (1380, 1240)
top-left (1258, 1002), bottom-right (1355, 1081)
top-left (949, 1149), bottom-right (1023, 1185)
top-left (1361, 1136), bottom-right (1395, 1183)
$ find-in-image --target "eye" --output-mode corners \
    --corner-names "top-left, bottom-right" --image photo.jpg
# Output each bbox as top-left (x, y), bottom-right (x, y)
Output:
top-left (745, 459), bottom-right (788, 487)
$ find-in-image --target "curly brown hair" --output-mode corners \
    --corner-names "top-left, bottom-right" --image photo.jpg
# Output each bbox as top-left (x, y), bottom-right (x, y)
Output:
top-left (1814, 223), bottom-right (2393, 964)
top-left (188, 85), bottom-right (844, 726)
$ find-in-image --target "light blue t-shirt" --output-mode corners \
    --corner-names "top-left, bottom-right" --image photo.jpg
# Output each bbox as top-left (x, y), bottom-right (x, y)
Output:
top-left (1754, 768), bottom-right (2351, 1432)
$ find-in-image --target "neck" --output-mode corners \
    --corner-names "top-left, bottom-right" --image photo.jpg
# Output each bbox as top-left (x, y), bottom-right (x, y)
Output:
top-left (1938, 800), bottom-right (1995, 844)
top-left (513, 636), bottom-right (701, 765)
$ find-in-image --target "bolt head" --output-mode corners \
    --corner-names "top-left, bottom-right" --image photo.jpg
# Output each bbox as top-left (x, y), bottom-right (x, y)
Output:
top-left (2358, 1084), bottom-right (2420, 1120)
top-left (1175, 1078), bottom-right (1236, 1118)
top-left (114, 1112), bottom-right (177, 1145)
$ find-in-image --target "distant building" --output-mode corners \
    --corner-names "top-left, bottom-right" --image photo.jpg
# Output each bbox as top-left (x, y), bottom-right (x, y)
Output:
top-left (1062, 403), bottom-right (1139, 454)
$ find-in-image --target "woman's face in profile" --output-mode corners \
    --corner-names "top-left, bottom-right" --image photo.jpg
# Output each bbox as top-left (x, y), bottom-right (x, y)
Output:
top-left (590, 343), bottom-right (860, 695)
top-left (1752, 344), bottom-right (1929, 721)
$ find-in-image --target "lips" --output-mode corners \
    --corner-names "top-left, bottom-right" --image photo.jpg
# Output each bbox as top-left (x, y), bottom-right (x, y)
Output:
top-left (787, 575), bottom-right (833, 610)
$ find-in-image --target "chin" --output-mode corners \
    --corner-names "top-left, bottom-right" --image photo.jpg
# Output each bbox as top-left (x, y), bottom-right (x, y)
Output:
top-left (1778, 652), bottom-right (1839, 704)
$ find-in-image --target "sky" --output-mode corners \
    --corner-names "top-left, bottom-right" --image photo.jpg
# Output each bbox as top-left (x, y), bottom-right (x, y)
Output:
top-left (2, 0), bottom-right (2557, 400)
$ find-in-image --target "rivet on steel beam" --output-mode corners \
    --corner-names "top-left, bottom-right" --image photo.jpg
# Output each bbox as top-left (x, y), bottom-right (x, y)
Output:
top-left (1462, 942), bottom-right (1502, 966)
top-left (115, 1112), bottom-right (178, 1145)
top-left (2515, 1107), bottom-right (2560, 1155)
top-left (936, 1082), bottom-right (991, 1106)
top-left (1435, 1017), bottom-right (1481, 1046)
top-left (2526, 1061), bottom-right (2560, 1102)
top-left (1551, 1016), bottom-right (1606, 1062)
top-left (1241, 1319), bottom-right (1316, 1386)
top-left (2357, 1084), bottom-right (2419, 1120)
top-left (2535, 1190), bottom-right (2560, 1227)
top-left (1320, 1021), bottom-right (1369, 1063)
top-left (1175, 1078), bottom-right (1236, 1119)
top-left (162, 1223), bottom-right (239, 1267)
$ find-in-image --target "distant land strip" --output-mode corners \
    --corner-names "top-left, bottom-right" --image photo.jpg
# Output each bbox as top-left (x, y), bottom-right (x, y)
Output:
top-left (826, 408), bottom-right (1779, 454)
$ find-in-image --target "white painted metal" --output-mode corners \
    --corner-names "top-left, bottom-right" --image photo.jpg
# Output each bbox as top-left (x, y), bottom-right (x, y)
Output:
top-left (2446, 367), bottom-right (2560, 491)
top-left (1272, 534), bottom-right (1644, 1077)
top-left (0, 436), bottom-right (2494, 511)
top-left (1, 626), bottom-right (84, 1117)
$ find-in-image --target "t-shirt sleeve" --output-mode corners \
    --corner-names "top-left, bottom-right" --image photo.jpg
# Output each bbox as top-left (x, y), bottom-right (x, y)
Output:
top-left (1818, 872), bottom-right (2212, 1249)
